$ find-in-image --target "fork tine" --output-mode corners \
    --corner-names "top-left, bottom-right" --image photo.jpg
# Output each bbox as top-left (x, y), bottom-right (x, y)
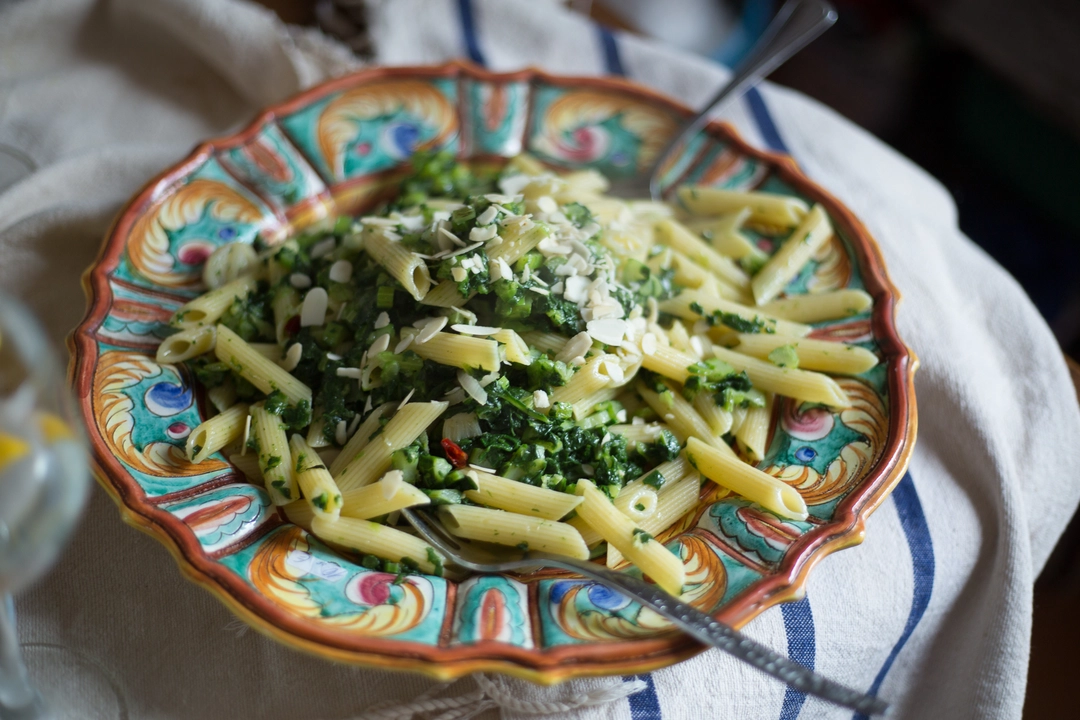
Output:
top-left (401, 508), bottom-right (463, 558)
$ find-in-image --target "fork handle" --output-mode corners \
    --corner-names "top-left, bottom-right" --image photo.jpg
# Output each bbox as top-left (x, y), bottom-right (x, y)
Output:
top-left (553, 559), bottom-right (888, 716)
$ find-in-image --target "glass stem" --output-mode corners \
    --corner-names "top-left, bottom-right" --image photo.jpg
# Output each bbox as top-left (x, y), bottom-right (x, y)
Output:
top-left (0, 594), bottom-right (40, 717)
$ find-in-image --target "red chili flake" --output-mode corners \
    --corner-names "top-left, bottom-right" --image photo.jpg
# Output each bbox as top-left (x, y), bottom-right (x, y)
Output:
top-left (441, 438), bottom-right (469, 469)
top-left (283, 315), bottom-right (301, 337)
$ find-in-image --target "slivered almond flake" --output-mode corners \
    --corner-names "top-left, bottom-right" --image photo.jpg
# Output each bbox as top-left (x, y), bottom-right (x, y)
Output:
top-left (444, 387), bottom-right (467, 405)
top-left (443, 241), bottom-right (484, 259)
top-left (347, 414), bottom-right (362, 436)
top-left (415, 316), bottom-right (448, 344)
top-left (468, 463), bottom-right (497, 474)
top-left (374, 312), bottom-right (390, 329)
top-left (336, 367), bottom-right (362, 379)
top-left (328, 259), bottom-right (353, 283)
top-left (451, 267), bottom-right (468, 283)
top-left (469, 224), bottom-right (498, 242)
top-left (477, 206), bottom-right (499, 225)
top-left (457, 370), bottom-right (488, 405)
top-left (327, 352), bottom-right (342, 361)
top-left (311, 238), bottom-right (337, 259)
top-left (478, 371), bottom-right (501, 387)
top-left (393, 335), bottom-right (413, 354)
top-left (300, 288), bottom-right (328, 327)
top-left (439, 226), bottom-right (466, 247)
top-left (533, 389), bottom-right (550, 409)
top-left (641, 333), bottom-right (658, 356)
top-left (527, 286), bottom-right (550, 296)
top-left (379, 470), bottom-right (404, 499)
top-left (537, 196), bottom-right (558, 214)
top-left (335, 420), bottom-right (348, 445)
top-left (586, 318), bottom-right (629, 346)
top-left (289, 273), bottom-right (312, 289)
top-left (281, 343), bottom-right (303, 371)
top-left (361, 216), bottom-right (399, 227)
top-left (241, 415), bottom-right (252, 456)
top-left (556, 331), bottom-right (592, 364)
top-left (601, 358), bottom-right (625, 384)
top-left (451, 324), bottom-right (500, 335)
top-left (369, 333), bottom-right (391, 355)
top-left (397, 388), bottom-right (416, 410)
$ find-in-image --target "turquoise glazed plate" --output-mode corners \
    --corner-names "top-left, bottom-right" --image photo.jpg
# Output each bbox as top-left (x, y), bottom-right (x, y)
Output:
top-left (71, 62), bottom-right (917, 683)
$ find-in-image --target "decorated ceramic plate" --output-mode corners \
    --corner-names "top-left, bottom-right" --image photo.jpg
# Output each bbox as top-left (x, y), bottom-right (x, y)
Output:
top-left (71, 62), bottom-right (917, 683)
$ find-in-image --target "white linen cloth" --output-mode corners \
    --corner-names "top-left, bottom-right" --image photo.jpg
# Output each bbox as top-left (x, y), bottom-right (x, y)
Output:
top-left (1, 0), bottom-right (1078, 718)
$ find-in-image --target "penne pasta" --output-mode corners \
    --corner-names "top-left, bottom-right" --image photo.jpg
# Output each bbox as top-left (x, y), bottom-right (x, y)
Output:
top-left (409, 331), bottom-right (501, 372)
top-left (156, 326), bottom-right (216, 364)
top-left (711, 345), bottom-right (849, 408)
top-left (250, 402), bottom-right (299, 505)
top-left (334, 402), bottom-right (448, 491)
top-left (575, 479), bottom-right (686, 595)
top-left (228, 451), bottom-right (262, 482)
top-left (693, 393), bottom-right (733, 437)
top-left (640, 342), bottom-right (697, 384)
top-left (660, 288), bottom-right (811, 338)
top-left (760, 289), bottom-right (873, 324)
top-left (735, 392), bottom-right (774, 462)
top-left (677, 186), bottom-right (809, 227)
top-left (438, 504), bottom-right (589, 560)
top-left (733, 333), bottom-right (879, 375)
top-left (636, 380), bottom-right (737, 457)
top-left (686, 437), bottom-right (807, 521)
top-left (751, 204), bottom-right (833, 306)
top-left (654, 218), bottom-right (751, 290)
top-left (290, 434), bottom-right (344, 520)
top-left (607, 472), bottom-right (701, 567)
top-left (329, 403), bottom-right (393, 477)
top-left (214, 324), bottom-right (312, 407)
top-left (363, 229), bottom-right (432, 301)
top-left (422, 223), bottom-right (549, 307)
top-left (206, 382), bottom-right (238, 415)
top-left (684, 209), bottom-right (768, 263)
top-left (340, 470), bottom-right (429, 520)
top-left (464, 470), bottom-right (583, 520)
top-left (186, 402), bottom-right (249, 463)
top-left (311, 515), bottom-right (444, 575)
top-left (171, 276), bottom-right (258, 329)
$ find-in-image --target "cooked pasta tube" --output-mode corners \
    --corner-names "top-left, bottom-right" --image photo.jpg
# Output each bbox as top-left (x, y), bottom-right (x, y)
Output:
top-left (206, 382), bottom-right (238, 415)
top-left (751, 204), bottom-right (833, 306)
top-left (733, 333), bottom-right (879, 375)
top-left (290, 434), bottom-right (343, 520)
top-left (464, 470), bottom-right (583, 520)
top-left (214, 325), bottom-right (312, 407)
top-left (660, 288), bottom-right (810, 337)
top-left (272, 287), bottom-right (300, 344)
top-left (363, 229), bottom-right (432, 301)
top-left (228, 452), bottom-right (261, 481)
top-left (438, 505), bottom-right (589, 559)
top-left (493, 328), bottom-right (531, 365)
top-left (250, 403), bottom-right (299, 505)
top-left (665, 249), bottom-right (749, 303)
top-left (550, 354), bottom-right (615, 418)
top-left (328, 403), bottom-right (392, 477)
top-left (186, 402), bottom-right (249, 463)
top-left (311, 515), bottom-right (444, 575)
top-left (171, 276), bottom-right (257, 329)
top-left (607, 422), bottom-right (679, 447)
top-left (640, 342), bottom-right (697, 384)
top-left (305, 415), bottom-right (329, 448)
top-left (686, 437), bottom-right (807, 521)
top-left (156, 326), bottom-right (216, 364)
top-left (339, 470), bottom-right (429, 520)
top-left (613, 484), bottom-right (658, 522)
top-left (202, 242), bottom-right (259, 290)
top-left (694, 393), bottom-right (733, 436)
top-left (334, 401), bottom-right (448, 491)
top-left (677, 186), bottom-right (809, 227)
top-left (654, 218), bottom-right (750, 290)
top-left (760, 289), bottom-right (873, 323)
top-left (247, 343), bottom-right (282, 361)
top-left (409, 332), bottom-right (501, 372)
top-left (282, 499), bottom-right (316, 533)
top-left (636, 380), bottom-right (737, 457)
top-left (685, 209), bottom-right (768, 263)
top-left (575, 479), bottom-right (685, 595)
top-left (711, 345), bottom-right (849, 408)
top-left (735, 392), bottom-right (774, 462)
top-left (566, 515), bottom-right (603, 547)
top-left (608, 473), bottom-right (701, 567)
top-left (521, 331), bottom-right (567, 355)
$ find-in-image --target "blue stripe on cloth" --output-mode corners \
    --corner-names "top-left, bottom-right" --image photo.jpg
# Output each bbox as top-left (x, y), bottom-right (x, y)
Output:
top-left (744, 86), bottom-right (789, 154)
top-left (853, 473), bottom-right (936, 720)
top-left (456, 0), bottom-right (487, 66)
top-left (625, 673), bottom-right (663, 719)
top-left (779, 597), bottom-right (816, 720)
top-left (596, 24), bottom-right (626, 76)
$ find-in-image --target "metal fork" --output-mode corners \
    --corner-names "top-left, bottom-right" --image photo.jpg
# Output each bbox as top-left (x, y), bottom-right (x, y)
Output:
top-left (402, 508), bottom-right (888, 715)
top-left (608, 0), bottom-right (838, 200)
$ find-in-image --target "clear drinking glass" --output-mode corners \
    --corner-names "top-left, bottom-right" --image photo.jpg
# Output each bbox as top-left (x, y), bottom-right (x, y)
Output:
top-left (0, 292), bottom-right (91, 719)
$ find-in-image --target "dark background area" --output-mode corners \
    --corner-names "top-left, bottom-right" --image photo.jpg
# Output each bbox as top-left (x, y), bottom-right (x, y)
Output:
top-left (267, 0), bottom-right (1080, 715)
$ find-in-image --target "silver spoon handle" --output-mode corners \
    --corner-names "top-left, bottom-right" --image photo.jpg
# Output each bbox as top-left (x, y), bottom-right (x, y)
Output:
top-left (551, 557), bottom-right (888, 716)
top-left (648, 0), bottom-right (837, 199)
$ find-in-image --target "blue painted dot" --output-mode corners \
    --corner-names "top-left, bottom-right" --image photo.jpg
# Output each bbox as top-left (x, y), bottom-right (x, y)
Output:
top-left (587, 583), bottom-right (631, 612)
top-left (795, 446), bottom-right (817, 463)
top-left (218, 225), bottom-right (237, 240)
top-left (389, 123), bottom-right (420, 155)
top-left (548, 580), bottom-right (578, 604)
top-left (144, 382), bottom-right (193, 417)
top-left (610, 151), bottom-right (629, 166)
